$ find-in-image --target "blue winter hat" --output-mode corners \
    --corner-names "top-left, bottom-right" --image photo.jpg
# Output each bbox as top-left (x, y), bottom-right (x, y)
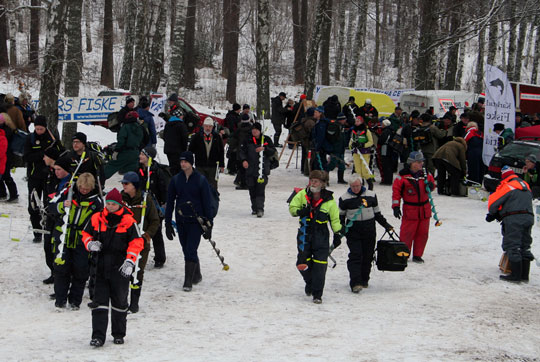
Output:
top-left (407, 151), bottom-right (425, 164)
top-left (121, 171), bottom-right (140, 188)
top-left (315, 106), bottom-right (325, 114)
top-left (306, 107), bottom-right (315, 117)
top-left (180, 151), bottom-right (194, 165)
top-left (337, 112), bottom-right (346, 121)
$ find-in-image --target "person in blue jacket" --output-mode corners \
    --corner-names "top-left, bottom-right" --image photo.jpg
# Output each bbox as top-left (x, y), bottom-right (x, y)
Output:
top-left (164, 151), bottom-right (213, 292)
top-left (137, 97), bottom-right (157, 147)
top-left (310, 106), bottom-right (332, 171)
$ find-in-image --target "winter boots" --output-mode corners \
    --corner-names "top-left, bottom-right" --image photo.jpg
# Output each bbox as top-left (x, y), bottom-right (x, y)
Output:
top-left (521, 259), bottom-right (531, 282)
top-left (366, 178), bottom-right (374, 191)
top-left (193, 262), bottom-right (202, 285)
top-left (500, 260), bottom-right (522, 283)
top-left (183, 261), bottom-right (197, 292)
top-left (337, 170), bottom-right (347, 184)
top-left (129, 288), bottom-right (141, 313)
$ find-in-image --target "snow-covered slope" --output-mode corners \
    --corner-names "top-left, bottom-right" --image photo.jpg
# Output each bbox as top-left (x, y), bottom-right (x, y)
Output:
top-left (0, 124), bottom-right (539, 361)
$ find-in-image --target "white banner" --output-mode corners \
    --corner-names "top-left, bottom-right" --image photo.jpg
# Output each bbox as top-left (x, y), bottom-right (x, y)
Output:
top-left (482, 64), bottom-right (515, 166)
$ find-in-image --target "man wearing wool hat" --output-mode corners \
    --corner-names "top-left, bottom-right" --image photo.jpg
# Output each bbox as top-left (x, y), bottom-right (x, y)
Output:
top-left (522, 153), bottom-right (540, 198)
top-left (68, 132), bottom-right (105, 188)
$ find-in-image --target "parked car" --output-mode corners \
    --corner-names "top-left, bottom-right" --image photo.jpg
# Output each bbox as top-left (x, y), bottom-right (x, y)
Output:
top-left (483, 139), bottom-right (540, 192)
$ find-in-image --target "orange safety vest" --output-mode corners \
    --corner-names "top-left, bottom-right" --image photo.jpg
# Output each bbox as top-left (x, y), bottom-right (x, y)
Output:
top-left (487, 174), bottom-right (530, 210)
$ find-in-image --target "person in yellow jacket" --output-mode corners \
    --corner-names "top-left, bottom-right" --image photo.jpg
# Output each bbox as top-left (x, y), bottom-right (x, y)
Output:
top-left (289, 170), bottom-right (342, 304)
top-left (350, 116), bottom-right (375, 190)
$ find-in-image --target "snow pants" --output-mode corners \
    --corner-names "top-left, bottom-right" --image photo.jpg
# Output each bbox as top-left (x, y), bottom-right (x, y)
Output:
top-left (246, 175), bottom-right (267, 212)
top-left (152, 222), bottom-right (166, 265)
top-left (166, 152), bottom-right (181, 176)
top-left (326, 152), bottom-right (346, 172)
top-left (400, 217), bottom-right (430, 257)
top-left (433, 158), bottom-right (462, 196)
top-left (91, 272), bottom-right (130, 342)
top-left (104, 149), bottom-right (140, 179)
top-left (296, 229), bottom-right (330, 299)
top-left (0, 157), bottom-right (18, 198)
top-left (353, 153), bottom-right (374, 180)
top-left (380, 154), bottom-right (395, 185)
top-left (197, 166), bottom-right (218, 190)
top-left (178, 222), bottom-right (202, 262)
top-left (54, 242), bottom-right (90, 307)
top-left (44, 217), bottom-right (55, 275)
top-left (346, 220), bottom-right (376, 288)
top-left (501, 214), bottom-right (535, 263)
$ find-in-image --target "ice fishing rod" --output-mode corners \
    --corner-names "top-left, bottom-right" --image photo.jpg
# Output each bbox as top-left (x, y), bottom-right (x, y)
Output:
top-left (423, 166), bottom-right (442, 227)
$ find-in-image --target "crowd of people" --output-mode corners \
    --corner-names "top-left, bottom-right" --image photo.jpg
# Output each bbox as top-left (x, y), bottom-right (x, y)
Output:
top-left (0, 90), bottom-right (536, 346)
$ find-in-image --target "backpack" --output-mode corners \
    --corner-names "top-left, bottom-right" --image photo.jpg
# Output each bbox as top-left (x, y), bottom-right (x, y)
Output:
top-left (138, 121), bottom-right (150, 150)
top-left (107, 112), bottom-right (120, 132)
top-left (326, 120), bottom-right (341, 144)
top-left (86, 141), bottom-right (109, 162)
top-left (412, 126), bottom-right (432, 146)
top-left (199, 175), bottom-right (220, 219)
top-left (269, 148), bottom-right (279, 170)
top-left (390, 128), bottom-right (404, 153)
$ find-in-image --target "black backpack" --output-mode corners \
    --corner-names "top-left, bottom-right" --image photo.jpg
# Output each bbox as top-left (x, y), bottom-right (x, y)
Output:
top-left (412, 125), bottom-right (432, 146)
top-left (326, 120), bottom-right (341, 144)
top-left (138, 122), bottom-right (150, 150)
top-left (107, 112), bottom-right (120, 132)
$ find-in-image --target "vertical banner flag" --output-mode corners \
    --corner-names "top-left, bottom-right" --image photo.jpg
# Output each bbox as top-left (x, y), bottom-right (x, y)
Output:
top-left (482, 64), bottom-right (515, 166)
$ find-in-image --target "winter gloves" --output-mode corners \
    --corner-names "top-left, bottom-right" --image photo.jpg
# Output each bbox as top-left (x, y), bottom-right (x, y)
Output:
top-left (201, 219), bottom-right (213, 240)
top-left (485, 213), bottom-right (496, 222)
top-left (393, 207), bottom-right (402, 219)
top-left (296, 206), bottom-right (311, 218)
top-left (332, 233), bottom-right (342, 249)
top-left (165, 222), bottom-right (176, 240)
top-left (87, 240), bottom-right (102, 252)
top-left (119, 259), bottom-right (135, 278)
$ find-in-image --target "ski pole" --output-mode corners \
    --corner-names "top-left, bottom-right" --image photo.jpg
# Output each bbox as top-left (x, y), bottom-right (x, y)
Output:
top-left (423, 167), bottom-right (442, 226)
top-left (184, 201), bottom-right (229, 270)
top-left (55, 151), bottom-right (87, 265)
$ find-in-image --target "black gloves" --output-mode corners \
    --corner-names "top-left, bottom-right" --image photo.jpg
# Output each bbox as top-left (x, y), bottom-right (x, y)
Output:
top-left (202, 219), bottom-right (213, 240)
top-left (393, 207), bottom-right (402, 219)
top-left (385, 224), bottom-right (394, 232)
top-left (165, 222), bottom-right (176, 240)
top-left (296, 206), bottom-right (311, 218)
top-left (332, 233), bottom-right (342, 249)
top-left (485, 213), bottom-right (496, 223)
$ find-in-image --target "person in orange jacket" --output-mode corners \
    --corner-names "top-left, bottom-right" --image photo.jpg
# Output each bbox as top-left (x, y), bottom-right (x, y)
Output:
top-left (391, 151), bottom-right (435, 263)
top-left (81, 188), bottom-right (144, 347)
top-left (486, 166), bottom-right (534, 283)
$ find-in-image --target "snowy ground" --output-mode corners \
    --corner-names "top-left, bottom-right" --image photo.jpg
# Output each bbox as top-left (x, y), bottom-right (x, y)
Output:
top-left (1, 124), bottom-right (540, 361)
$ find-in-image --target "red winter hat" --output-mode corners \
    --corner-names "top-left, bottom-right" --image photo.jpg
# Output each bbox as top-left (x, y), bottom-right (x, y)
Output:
top-left (300, 94), bottom-right (307, 100)
top-left (105, 188), bottom-right (123, 206)
top-left (125, 111), bottom-right (139, 120)
top-left (500, 165), bottom-right (515, 180)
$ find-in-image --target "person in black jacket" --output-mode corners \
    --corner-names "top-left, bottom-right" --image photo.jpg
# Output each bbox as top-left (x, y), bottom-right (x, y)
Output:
top-left (68, 132), bottom-right (105, 188)
top-left (23, 116), bottom-right (61, 242)
top-left (271, 92), bottom-right (289, 147)
top-left (224, 103), bottom-right (242, 174)
top-left (189, 117), bottom-right (225, 190)
top-left (358, 99), bottom-right (379, 122)
top-left (117, 97), bottom-right (136, 126)
top-left (229, 114), bottom-right (252, 189)
top-left (322, 95), bottom-right (342, 120)
top-left (342, 96), bottom-right (361, 126)
top-left (453, 112), bottom-right (469, 139)
top-left (238, 122), bottom-right (276, 218)
top-left (162, 108), bottom-right (188, 176)
top-left (377, 119), bottom-right (396, 185)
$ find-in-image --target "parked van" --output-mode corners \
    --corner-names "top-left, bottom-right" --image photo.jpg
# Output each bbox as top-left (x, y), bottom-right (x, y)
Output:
top-left (314, 86), bottom-right (395, 117)
top-left (399, 90), bottom-right (479, 117)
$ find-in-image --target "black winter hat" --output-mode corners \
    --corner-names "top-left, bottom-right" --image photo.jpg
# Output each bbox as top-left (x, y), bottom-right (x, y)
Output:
top-left (55, 156), bottom-right (72, 173)
top-left (252, 122), bottom-right (262, 131)
top-left (126, 96), bottom-right (135, 105)
top-left (34, 115), bottom-right (47, 128)
top-left (243, 104), bottom-right (250, 110)
top-left (72, 132), bottom-right (87, 145)
top-left (233, 103), bottom-right (241, 111)
top-left (337, 113), bottom-right (346, 121)
top-left (279, 92), bottom-right (286, 98)
top-left (142, 146), bottom-right (157, 159)
top-left (493, 123), bottom-right (505, 132)
top-left (180, 151), bottom-right (194, 165)
top-left (44, 142), bottom-right (65, 160)
top-left (168, 93), bottom-right (179, 102)
top-left (410, 110), bottom-right (420, 119)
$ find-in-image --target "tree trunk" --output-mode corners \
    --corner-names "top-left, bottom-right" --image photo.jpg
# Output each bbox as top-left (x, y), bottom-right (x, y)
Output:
top-left (221, 0), bottom-right (231, 78)
top-left (170, 0), bottom-right (176, 45)
top-left (342, 7), bottom-right (354, 81)
top-left (532, 17), bottom-right (540, 84)
top-left (130, 1), bottom-right (148, 94)
top-left (372, 0), bottom-right (380, 78)
top-left (298, 0), bottom-right (307, 85)
top-left (333, 0), bottom-right (346, 81)
top-left (443, 9), bottom-right (460, 90)
top-left (29, 0), bottom-right (40, 66)
top-left (182, 0), bottom-right (197, 89)
top-left (455, 41), bottom-right (465, 89)
top-left (393, 0), bottom-right (401, 69)
top-left (475, 26), bottom-right (485, 93)
top-left (0, 0), bottom-right (8, 68)
top-left (167, 0), bottom-right (186, 95)
top-left (148, 0), bottom-right (168, 93)
top-left (38, 0), bottom-right (68, 135)
top-left (62, 0), bottom-right (83, 146)
top-left (84, 0), bottom-right (92, 52)
top-left (8, 0), bottom-right (17, 67)
top-left (347, 11), bottom-right (362, 87)
top-left (225, 0), bottom-right (240, 102)
top-left (487, 13), bottom-right (498, 65)
top-left (256, 0), bottom-right (270, 117)
top-left (514, 18), bottom-right (527, 81)
top-left (292, 0), bottom-right (303, 84)
top-left (414, 0), bottom-right (438, 90)
top-left (506, 0), bottom-right (517, 80)
top-left (304, 0), bottom-right (329, 99)
top-left (118, 0), bottom-right (137, 90)
top-left (320, 0), bottom-right (332, 85)
top-left (100, 0), bottom-right (114, 88)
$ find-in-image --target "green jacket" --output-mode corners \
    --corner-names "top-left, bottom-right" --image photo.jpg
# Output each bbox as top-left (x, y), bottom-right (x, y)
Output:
top-left (116, 120), bottom-right (143, 152)
top-left (289, 188), bottom-right (342, 236)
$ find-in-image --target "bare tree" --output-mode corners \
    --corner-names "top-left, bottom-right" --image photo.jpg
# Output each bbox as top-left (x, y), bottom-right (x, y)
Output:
top-left (100, 0), bottom-right (114, 88)
top-left (443, 6), bottom-right (460, 90)
top-left (224, 0), bottom-right (240, 102)
top-left (147, 0), bottom-right (167, 92)
top-left (373, 0), bottom-right (380, 78)
top-left (0, 1), bottom-right (9, 68)
top-left (347, 1), bottom-right (365, 88)
top-left (532, 15), bottom-right (540, 83)
top-left (182, 0), bottom-right (197, 88)
top-left (394, 0), bottom-right (401, 69)
top-left (167, 0), bottom-right (186, 95)
top-left (63, 0), bottom-right (83, 145)
top-left (84, 0), bottom-right (92, 52)
top-left (8, 0), bottom-right (16, 67)
top-left (475, 19), bottom-right (486, 93)
top-left (118, 0), bottom-right (137, 90)
top-left (292, 0), bottom-right (307, 84)
top-left (342, 8), bottom-right (355, 81)
top-left (320, 0), bottom-right (332, 85)
top-left (514, 17), bottom-right (527, 81)
top-left (38, 0), bottom-right (68, 134)
top-left (304, 0), bottom-right (329, 99)
top-left (487, 11), bottom-right (498, 65)
top-left (415, 0), bottom-right (438, 90)
top-left (506, 0), bottom-right (517, 79)
top-left (333, 0), bottom-right (346, 81)
top-left (29, 0), bottom-right (40, 66)
top-left (256, 0), bottom-right (270, 117)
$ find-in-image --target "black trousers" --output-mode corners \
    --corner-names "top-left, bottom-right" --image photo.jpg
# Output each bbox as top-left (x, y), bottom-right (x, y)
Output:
top-left (246, 175), bottom-right (267, 212)
top-left (346, 220), bottom-right (376, 288)
top-left (297, 232), bottom-right (329, 299)
top-left (380, 155), bottom-right (395, 185)
top-left (152, 223), bottom-right (166, 264)
top-left (44, 217), bottom-right (55, 275)
top-left (27, 177), bottom-right (45, 238)
top-left (54, 242), bottom-right (90, 307)
top-left (227, 151), bottom-right (237, 173)
top-left (196, 166), bottom-right (218, 190)
top-left (166, 152), bottom-right (181, 176)
top-left (433, 158), bottom-right (462, 195)
top-left (91, 272), bottom-right (130, 342)
top-left (0, 157), bottom-right (18, 197)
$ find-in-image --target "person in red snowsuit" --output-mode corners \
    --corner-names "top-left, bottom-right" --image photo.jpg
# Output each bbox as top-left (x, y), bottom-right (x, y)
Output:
top-left (391, 151), bottom-right (435, 263)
